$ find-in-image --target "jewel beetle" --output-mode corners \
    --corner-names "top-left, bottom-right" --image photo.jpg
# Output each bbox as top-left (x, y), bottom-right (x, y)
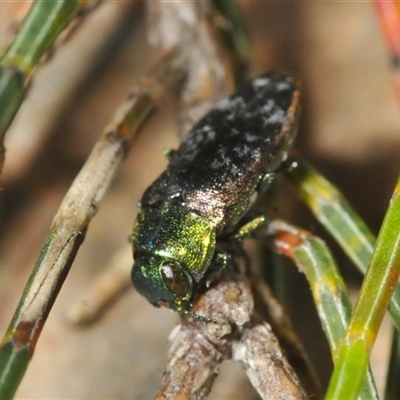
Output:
top-left (131, 71), bottom-right (301, 319)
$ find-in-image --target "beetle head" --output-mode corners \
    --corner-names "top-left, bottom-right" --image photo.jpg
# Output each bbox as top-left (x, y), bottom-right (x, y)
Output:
top-left (130, 206), bottom-right (216, 317)
top-left (132, 252), bottom-right (193, 312)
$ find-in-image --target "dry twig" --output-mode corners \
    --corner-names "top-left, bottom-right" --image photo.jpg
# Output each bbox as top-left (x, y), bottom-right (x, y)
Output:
top-left (157, 258), bottom-right (309, 400)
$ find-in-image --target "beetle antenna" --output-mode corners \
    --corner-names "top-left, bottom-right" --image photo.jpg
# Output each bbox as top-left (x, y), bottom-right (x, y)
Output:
top-left (180, 308), bottom-right (218, 324)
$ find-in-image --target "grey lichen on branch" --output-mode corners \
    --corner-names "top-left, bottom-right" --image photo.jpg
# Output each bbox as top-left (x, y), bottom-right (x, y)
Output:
top-left (156, 258), bottom-right (309, 400)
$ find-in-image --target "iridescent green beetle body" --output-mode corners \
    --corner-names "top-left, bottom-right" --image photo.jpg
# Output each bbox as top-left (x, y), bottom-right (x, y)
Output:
top-left (131, 71), bottom-right (301, 317)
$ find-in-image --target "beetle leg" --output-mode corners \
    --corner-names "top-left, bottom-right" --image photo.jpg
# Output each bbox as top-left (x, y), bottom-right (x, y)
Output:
top-left (208, 251), bottom-right (229, 273)
top-left (232, 214), bottom-right (268, 241)
top-left (162, 146), bottom-right (178, 161)
top-left (258, 172), bottom-right (275, 193)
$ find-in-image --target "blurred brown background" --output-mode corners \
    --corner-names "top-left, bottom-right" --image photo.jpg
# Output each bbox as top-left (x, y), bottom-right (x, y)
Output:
top-left (0, 1), bottom-right (399, 398)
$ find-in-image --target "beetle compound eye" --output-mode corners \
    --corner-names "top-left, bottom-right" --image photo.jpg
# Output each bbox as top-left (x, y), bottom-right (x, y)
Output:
top-left (160, 262), bottom-right (191, 296)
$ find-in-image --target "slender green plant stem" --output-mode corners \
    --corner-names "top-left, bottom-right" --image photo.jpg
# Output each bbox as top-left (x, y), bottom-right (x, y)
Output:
top-left (326, 175), bottom-right (400, 399)
top-left (269, 220), bottom-right (378, 399)
top-left (0, 0), bottom-right (91, 169)
top-left (284, 156), bottom-right (375, 273)
top-left (285, 157), bottom-right (400, 331)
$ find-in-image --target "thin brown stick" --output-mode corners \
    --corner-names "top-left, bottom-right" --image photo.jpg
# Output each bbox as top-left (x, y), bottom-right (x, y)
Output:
top-left (1, 48), bottom-right (188, 354)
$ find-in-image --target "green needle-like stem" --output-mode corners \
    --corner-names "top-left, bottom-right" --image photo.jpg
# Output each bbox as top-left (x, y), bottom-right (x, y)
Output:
top-left (326, 175), bottom-right (400, 399)
top-left (269, 220), bottom-right (378, 399)
top-left (284, 156), bottom-right (375, 273)
top-left (285, 157), bottom-right (400, 331)
top-left (0, 0), bottom-right (90, 168)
